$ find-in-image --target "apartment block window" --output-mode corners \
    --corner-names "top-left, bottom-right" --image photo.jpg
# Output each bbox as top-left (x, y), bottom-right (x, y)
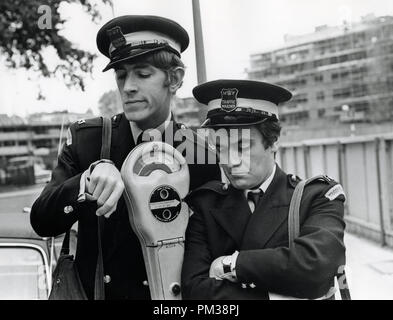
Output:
top-left (387, 76), bottom-right (393, 90)
top-left (316, 91), bottom-right (325, 101)
top-left (351, 66), bottom-right (368, 79)
top-left (280, 78), bottom-right (307, 90)
top-left (339, 55), bottom-right (348, 63)
top-left (352, 84), bottom-right (368, 97)
top-left (333, 87), bottom-right (351, 99)
top-left (318, 109), bottom-right (326, 117)
top-left (292, 93), bottom-right (308, 104)
top-left (334, 106), bottom-right (344, 112)
top-left (287, 111), bottom-right (310, 123)
top-left (331, 71), bottom-right (350, 80)
top-left (314, 74), bottom-right (324, 82)
top-left (353, 102), bottom-right (369, 112)
top-left (341, 71), bottom-right (349, 79)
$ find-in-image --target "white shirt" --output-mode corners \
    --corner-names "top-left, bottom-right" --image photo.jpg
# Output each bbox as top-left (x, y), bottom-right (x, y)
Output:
top-left (245, 164), bottom-right (276, 212)
top-left (230, 164), bottom-right (277, 277)
top-left (129, 110), bottom-right (172, 143)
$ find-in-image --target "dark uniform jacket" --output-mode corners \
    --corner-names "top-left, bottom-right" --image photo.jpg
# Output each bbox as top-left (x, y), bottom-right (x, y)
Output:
top-left (181, 165), bottom-right (346, 300)
top-left (30, 113), bottom-right (220, 300)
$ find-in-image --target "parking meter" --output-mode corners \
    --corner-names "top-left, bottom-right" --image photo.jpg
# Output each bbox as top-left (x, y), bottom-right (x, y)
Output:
top-left (121, 141), bottom-right (190, 300)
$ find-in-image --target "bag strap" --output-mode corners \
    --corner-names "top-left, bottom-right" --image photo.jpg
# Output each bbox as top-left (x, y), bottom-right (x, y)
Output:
top-left (57, 117), bottom-right (111, 299)
top-left (100, 117), bottom-right (112, 159)
top-left (288, 180), bottom-right (306, 250)
top-left (60, 229), bottom-right (71, 255)
top-left (288, 176), bottom-right (351, 300)
top-left (93, 116), bottom-right (112, 300)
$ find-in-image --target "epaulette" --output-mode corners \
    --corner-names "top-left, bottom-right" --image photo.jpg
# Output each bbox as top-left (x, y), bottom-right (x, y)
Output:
top-left (111, 113), bottom-right (122, 127)
top-left (73, 115), bottom-right (121, 131)
top-left (306, 174), bottom-right (336, 185)
top-left (306, 175), bottom-right (346, 201)
top-left (186, 180), bottom-right (229, 200)
top-left (73, 116), bottom-right (103, 130)
top-left (287, 174), bottom-right (301, 188)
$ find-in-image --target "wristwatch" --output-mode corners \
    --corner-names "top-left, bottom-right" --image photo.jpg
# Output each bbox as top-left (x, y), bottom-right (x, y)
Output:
top-left (222, 256), bottom-right (232, 274)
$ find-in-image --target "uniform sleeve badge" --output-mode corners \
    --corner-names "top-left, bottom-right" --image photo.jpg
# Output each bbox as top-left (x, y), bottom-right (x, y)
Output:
top-left (325, 184), bottom-right (345, 201)
top-left (66, 128), bottom-right (72, 146)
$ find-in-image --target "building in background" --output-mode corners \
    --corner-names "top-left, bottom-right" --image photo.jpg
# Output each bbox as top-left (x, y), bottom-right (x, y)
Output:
top-left (0, 100), bottom-right (205, 185)
top-left (247, 14), bottom-right (393, 134)
top-left (0, 115), bottom-right (32, 166)
top-left (27, 110), bottom-right (93, 151)
top-left (172, 96), bottom-right (206, 128)
top-left (0, 110), bottom-right (93, 185)
top-left (0, 114), bottom-right (33, 184)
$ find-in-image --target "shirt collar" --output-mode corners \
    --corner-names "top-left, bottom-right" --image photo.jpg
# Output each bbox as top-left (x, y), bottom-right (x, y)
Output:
top-left (129, 110), bottom-right (172, 143)
top-left (244, 164), bottom-right (276, 196)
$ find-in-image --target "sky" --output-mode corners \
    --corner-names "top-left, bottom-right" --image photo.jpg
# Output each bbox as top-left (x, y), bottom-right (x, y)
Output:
top-left (0, 0), bottom-right (392, 117)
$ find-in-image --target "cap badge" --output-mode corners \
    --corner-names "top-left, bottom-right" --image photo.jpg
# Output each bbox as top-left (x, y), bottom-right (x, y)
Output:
top-left (107, 26), bottom-right (126, 50)
top-left (220, 88), bottom-right (238, 112)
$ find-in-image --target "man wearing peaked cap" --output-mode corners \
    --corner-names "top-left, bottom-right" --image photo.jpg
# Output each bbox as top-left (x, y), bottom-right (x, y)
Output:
top-left (30, 15), bottom-right (220, 300)
top-left (193, 79), bottom-right (292, 127)
top-left (182, 79), bottom-right (347, 300)
top-left (96, 15), bottom-right (190, 72)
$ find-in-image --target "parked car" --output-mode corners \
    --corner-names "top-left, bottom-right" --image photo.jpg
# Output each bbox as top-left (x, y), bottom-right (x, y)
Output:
top-left (6, 156), bottom-right (51, 185)
top-left (0, 213), bottom-right (55, 299)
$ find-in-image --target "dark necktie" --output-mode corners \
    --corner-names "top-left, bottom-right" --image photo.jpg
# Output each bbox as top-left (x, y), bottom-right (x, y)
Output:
top-left (136, 132), bottom-right (146, 145)
top-left (247, 189), bottom-right (263, 211)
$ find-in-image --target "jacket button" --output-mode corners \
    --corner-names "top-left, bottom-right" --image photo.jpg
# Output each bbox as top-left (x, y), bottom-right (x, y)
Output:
top-left (63, 206), bottom-right (73, 214)
top-left (241, 283), bottom-right (247, 289)
top-left (249, 283), bottom-right (256, 288)
top-left (103, 275), bottom-right (111, 284)
top-left (142, 280), bottom-right (149, 287)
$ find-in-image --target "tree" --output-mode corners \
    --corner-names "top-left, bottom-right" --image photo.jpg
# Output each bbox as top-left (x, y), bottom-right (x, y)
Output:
top-left (0, 0), bottom-right (112, 92)
top-left (98, 89), bottom-right (122, 117)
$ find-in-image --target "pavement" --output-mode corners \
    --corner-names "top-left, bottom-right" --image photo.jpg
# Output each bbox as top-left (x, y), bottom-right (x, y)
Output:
top-left (344, 232), bottom-right (393, 300)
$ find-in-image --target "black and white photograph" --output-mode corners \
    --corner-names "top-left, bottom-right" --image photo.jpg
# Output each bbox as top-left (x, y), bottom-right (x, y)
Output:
top-left (0, 0), bottom-right (392, 307)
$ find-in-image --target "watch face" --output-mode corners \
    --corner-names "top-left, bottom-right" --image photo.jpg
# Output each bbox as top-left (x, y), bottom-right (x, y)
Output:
top-left (222, 256), bottom-right (231, 266)
top-left (222, 256), bottom-right (232, 274)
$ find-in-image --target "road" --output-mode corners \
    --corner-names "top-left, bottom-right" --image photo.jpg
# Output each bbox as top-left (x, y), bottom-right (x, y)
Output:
top-left (0, 185), bottom-right (44, 214)
top-left (344, 233), bottom-right (393, 300)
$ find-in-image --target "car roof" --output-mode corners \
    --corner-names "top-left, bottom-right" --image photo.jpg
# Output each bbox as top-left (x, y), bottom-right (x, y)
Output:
top-left (0, 213), bottom-right (45, 240)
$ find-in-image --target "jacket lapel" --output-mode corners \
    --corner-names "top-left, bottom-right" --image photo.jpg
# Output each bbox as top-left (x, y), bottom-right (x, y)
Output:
top-left (210, 186), bottom-right (252, 248)
top-left (241, 166), bottom-right (293, 249)
top-left (163, 114), bottom-right (177, 148)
